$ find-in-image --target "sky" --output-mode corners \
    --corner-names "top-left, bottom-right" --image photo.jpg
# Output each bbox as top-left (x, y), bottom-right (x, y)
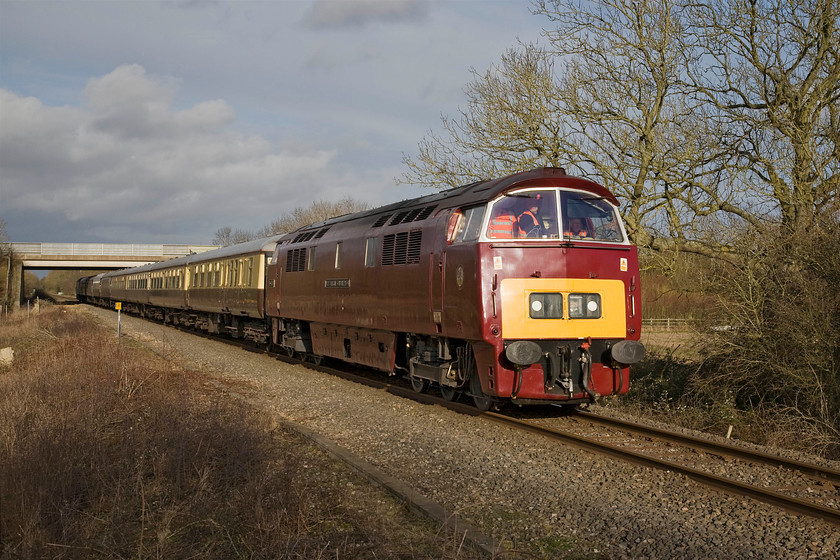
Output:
top-left (0, 0), bottom-right (547, 245)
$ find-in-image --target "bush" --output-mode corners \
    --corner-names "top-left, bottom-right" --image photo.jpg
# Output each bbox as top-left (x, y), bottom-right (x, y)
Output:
top-left (694, 216), bottom-right (840, 457)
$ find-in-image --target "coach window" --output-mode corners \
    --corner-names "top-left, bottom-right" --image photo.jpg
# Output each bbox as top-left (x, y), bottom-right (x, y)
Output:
top-left (365, 238), bottom-right (377, 267)
top-left (247, 257), bottom-right (254, 286)
top-left (335, 242), bottom-right (342, 269)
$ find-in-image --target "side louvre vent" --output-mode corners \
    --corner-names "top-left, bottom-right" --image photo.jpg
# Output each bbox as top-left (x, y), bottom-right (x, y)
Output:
top-left (381, 235), bottom-right (395, 266)
top-left (414, 206), bottom-right (436, 221)
top-left (314, 227), bottom-right (330, 239)
top-left (292, 231), bottom-right (318, 244)
top-left (388, 211), bottom-right (411, 226)
top-left (407, 230), bottom-right (422, 262)
top-left (381, 230), bottom-right (422, 266)
top-left (286, 248), bottom-right (307, 272)
top-left (372, 215), bottom-right (391, 227)
top-left (386, 206), bottom-right (437, 226)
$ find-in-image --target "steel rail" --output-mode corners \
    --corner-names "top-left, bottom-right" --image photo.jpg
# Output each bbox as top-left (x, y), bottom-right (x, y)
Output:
top-left (481, 411), bottom-right (840, 526)
top-left (571, 409), bottom-right (840, 484)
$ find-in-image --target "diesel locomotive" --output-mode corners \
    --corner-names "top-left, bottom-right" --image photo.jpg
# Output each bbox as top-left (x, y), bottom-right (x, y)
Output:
top-left (78, 167), bottom-right (645, 410)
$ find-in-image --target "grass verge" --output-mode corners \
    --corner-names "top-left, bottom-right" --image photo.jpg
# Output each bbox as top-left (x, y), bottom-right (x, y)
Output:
top-left (0, 307), bottom-right (486, 559)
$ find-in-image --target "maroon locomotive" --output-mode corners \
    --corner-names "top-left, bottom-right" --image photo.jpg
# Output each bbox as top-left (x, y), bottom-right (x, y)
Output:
top-left (264, 167), bottom-right (644, 409)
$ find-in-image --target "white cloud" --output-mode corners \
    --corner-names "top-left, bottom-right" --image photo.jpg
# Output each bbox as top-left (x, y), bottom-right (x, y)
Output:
top-left (0, 65), bottom-right (340, 242)
top-left (0, 1), bottom-right (546, 243)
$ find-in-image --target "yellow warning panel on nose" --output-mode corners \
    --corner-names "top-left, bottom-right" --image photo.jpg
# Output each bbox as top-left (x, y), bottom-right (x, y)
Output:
top-left (499, 278), bottom-right (626, 339)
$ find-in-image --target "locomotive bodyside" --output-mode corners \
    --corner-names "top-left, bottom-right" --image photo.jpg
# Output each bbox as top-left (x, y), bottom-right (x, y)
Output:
top-left (265, 167), bottom-right (644, 408)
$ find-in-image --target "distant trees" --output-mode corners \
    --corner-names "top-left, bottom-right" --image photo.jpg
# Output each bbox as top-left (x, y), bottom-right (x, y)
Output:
top-left (211, 227), bottom-right (256, 247)
top-left (255, 197), bottom-right (370, 238)
top-left (212, 198), bottom-right (370, 246)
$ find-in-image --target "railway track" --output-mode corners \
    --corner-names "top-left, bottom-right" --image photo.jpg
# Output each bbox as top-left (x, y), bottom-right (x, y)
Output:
top-left (268, 349), bottom-right (840, 527)
top-left (136, 322), bottom-right (840, 528)
top-left (485, 410), bottom-right (840, 526)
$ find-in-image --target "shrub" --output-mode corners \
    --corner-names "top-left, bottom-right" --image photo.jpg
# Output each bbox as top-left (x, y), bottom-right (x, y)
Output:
top-left (694, 215), bottom-right (840, 457)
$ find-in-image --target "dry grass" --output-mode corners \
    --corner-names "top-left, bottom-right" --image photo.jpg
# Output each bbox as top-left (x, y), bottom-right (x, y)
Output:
top-left (0, 307), bottom-right (487, 559)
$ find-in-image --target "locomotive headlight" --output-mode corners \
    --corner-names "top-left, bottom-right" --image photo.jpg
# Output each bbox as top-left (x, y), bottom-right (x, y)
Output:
top-left (569, 293), bottom-right (601, 319)
top-left (529, 293), bottom-right (563, 319)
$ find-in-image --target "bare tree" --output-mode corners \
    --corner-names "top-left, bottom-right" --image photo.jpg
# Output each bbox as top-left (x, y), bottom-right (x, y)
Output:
top-left (401, 0), bottom-right (839, 259)
top-left (212, 226), bottom-right (234, 247)
top-left (256, 198), bottom-right (370, 237)
top-left (212, 199), bottom-right (370, 246)
top-left (212, 227), bottom-right (257, 247)
top-left (684, 0), bottom-right (840, 232)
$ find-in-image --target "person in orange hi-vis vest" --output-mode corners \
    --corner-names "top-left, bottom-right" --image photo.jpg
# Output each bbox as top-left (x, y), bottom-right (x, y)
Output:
top-left (487, 203), bottom-right (518, 238)
top-left (566, 217), bottom-right (588, 238)
top-left (517, 199), bottom-right (541, 238)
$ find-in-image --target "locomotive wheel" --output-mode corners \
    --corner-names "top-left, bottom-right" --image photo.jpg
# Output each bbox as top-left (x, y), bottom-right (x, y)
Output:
top-left (470, 372), bottom-right (493, 412)
top-left (440, 385), bottom-right (458, 402)
top-left (410, 376), bottom-right (429, 393)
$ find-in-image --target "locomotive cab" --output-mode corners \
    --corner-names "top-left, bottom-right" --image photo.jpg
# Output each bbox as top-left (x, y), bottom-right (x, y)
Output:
top-left (444, 179), bottom-right (645, 408)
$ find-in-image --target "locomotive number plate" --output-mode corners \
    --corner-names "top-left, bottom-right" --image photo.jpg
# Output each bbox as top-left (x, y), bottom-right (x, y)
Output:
top-left (325, 278), bottom-right (350, 288)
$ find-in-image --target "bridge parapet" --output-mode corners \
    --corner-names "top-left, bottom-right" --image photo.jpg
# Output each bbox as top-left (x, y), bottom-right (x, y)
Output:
top-left (10, 243), bottom-right (218, 258)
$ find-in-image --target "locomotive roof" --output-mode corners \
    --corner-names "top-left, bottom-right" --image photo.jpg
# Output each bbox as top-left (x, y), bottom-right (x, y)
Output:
top-left (291, 167), bottom-right (618, 234)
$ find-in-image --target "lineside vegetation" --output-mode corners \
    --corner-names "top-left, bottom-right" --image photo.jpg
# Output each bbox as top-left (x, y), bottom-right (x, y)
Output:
top-left (0, 307), bottom-right (484, 559)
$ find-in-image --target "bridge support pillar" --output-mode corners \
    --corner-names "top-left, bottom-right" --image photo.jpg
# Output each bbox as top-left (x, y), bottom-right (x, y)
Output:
top-left (10, 261), bottom-right (22, 308)
top-left (2, 252), bottom-right (22, 310)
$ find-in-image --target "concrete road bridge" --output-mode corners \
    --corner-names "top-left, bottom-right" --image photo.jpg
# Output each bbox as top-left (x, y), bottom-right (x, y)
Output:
top-left (3, 242), bottom-right (219, 307)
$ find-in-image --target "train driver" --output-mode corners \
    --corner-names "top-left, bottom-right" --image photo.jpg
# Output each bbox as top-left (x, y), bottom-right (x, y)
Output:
top-left (565, 217), bottom-right (589, 238)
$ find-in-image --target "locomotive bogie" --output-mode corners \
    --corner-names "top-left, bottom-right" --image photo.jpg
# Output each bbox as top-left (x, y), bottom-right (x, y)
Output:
top-left (406, 335), bottom-right (469, 389)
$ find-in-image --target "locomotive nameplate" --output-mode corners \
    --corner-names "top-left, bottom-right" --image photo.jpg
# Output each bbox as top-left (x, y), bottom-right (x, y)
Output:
top-left (325, 278), bottom-right (350, 288)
